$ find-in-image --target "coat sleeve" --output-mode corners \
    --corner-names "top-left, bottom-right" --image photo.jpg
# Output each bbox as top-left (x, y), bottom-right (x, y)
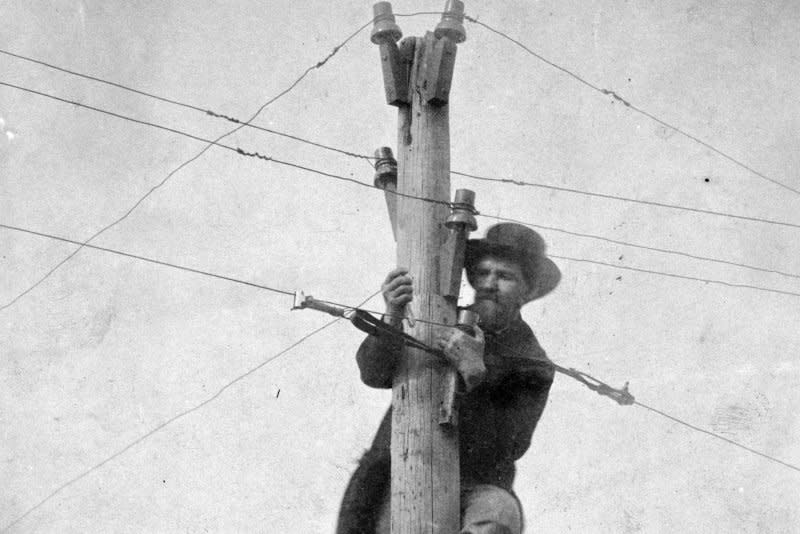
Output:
top-left (501, 375), bottom-right (553, 461)
top-left (355, 331), bottom-right (404, 389)
top-left (494, 340), bottom-right (555, 461)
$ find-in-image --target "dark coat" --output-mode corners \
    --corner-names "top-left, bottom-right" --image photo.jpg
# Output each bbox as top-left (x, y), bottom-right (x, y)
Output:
top-left (336, 317), bottom-right (554, 534)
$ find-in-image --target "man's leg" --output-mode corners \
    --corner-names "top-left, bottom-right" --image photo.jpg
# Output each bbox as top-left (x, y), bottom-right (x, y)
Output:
top-left (374, 491), bottom-right (391, 534)
top-left (334, 452), bottom-right (389, 534)
top-left (460, 484), bottom-right (523, 534)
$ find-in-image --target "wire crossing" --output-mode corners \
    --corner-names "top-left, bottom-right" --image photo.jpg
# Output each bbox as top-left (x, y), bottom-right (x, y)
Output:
top-left (288, 299), bottom-right (800, 477)
top-left (4, 218), bottom-right (800, 478)
top-left (1, 8), bottom-right (797, 530)
top-left (0, 80), bottom-right (447, 208)
top-left (4, 46), bottom-right (799, 231)
top-left (0, 290), bottom-right (380, 533)
top-left (2, 221), bottom-right (798, 532)
top-left (0, 18), bottom-right (373, 312)
top-left (4, 60), bottom-right (799, 283)
top-left (2, 81), bottom-right (799, 301)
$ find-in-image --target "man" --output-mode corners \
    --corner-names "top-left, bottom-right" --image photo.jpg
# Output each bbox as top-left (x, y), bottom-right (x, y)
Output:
top-left (336, 223), bottom-right (560, 534)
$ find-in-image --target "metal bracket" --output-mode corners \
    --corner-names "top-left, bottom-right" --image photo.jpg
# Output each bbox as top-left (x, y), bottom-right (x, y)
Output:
top-left (291, 290), bottom-right (347, 318)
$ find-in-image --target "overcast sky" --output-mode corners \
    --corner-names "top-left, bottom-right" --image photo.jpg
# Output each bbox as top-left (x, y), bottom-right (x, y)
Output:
top-left (2, 1), bottom-right (799, 532)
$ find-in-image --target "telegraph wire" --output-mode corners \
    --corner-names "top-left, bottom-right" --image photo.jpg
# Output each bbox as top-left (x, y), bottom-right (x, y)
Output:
top-left (0, 79), bottom-right (451, 208)
top-left (633, 400), bottom-right (800, 474)
top-left (2, 80), bottom-right (799, 299)
top-left (0, 80), bottom-right (446, 199)
top-left (0, 9), bottom-right (445, 159)
top-left (290, 300), bottom-right (800, 475)
top-left (550, 253), bottom-right (800, 298)
top-left (4, 215), bottom-right (799, 349)
top-left (340, 308), bottom-right (800, 474)
top-left (485, 339), bottom-right (799, 474)
top-left (2, 216), bottom-right (798, 485)
top-left (0, 289), bottom-right (381, 533)
top-left (0, 223), bottom-right (295, 297)
top-left (5, 47), bottom-right (800, 232)
top-left (463, 15), bottom-right (800, 197)
top-left (2, 10), bottom-right (795, 527)
top-left (0, 48), bottom-right (208, 114)
top-left (474, 211), bottom-right (800, 280)
top-left (0, 18), bottom-right (373, 312)
top-left (0, 81), bottom-right (213, 143)
top-left (452, 170), bottom-right (800, 231)
top-left (481, 213), bottom-right (800, 297)
top-left (232, 146), bottom-right (450, 207)
top-left (205, 109), bottom-right (373, 161)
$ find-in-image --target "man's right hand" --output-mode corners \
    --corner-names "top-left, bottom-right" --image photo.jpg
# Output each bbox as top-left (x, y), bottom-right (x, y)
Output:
top-left (382, 267), bottom-right (413, 321)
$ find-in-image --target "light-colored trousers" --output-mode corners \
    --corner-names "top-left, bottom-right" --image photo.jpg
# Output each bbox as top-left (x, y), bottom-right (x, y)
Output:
top-left (375, 484), bottom-right (523, 534)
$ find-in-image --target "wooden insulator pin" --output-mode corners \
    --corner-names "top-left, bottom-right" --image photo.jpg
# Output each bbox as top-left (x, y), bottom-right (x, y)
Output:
top-left (374, 147), bottom-right (399, 240)
top-left (371, 3), bottom-right (410, 106)
top-left (379, 42), bottom-right (410, 106)
top-left (421, 36), bottom-right (457, 106)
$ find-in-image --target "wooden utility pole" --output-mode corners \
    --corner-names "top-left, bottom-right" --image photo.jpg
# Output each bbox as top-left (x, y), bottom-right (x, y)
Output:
top-left (371, 2), bottom-right (470, 532)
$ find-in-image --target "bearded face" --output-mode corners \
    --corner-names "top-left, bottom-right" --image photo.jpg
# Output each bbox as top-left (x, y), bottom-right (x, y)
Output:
top-left (467, 256), bottom-right (531, 333)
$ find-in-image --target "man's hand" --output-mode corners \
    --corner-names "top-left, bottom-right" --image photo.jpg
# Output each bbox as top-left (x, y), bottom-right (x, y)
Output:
top-left (434, 326), bottom-right (487, 392)
top-left (382, 267), bottom-right (413, 323)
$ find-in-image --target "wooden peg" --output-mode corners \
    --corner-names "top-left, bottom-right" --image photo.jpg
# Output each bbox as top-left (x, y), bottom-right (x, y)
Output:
top-left (420, 33), bottom-right (458, 106)
top-left (373, 146), bottom-right (399, 240)
top-left (378, 41), bottom-right (410, 106)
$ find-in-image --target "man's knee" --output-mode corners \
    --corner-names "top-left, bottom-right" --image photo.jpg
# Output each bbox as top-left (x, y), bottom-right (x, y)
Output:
top-left (460, 484), bottom-right (522, 534)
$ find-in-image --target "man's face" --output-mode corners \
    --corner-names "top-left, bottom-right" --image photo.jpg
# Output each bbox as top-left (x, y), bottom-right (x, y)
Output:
top-left (468, 256), bottom-right (530, 332)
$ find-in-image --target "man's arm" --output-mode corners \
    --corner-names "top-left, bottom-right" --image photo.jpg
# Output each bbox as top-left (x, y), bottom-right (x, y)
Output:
top-left (494, 337), bottom-right (556, 461)
top-left (501, 375), bottom-right (554, 461)
top-left (356, 332), bottom-right (403, 388)
top-left (356, 267), bottom-right (413, 389)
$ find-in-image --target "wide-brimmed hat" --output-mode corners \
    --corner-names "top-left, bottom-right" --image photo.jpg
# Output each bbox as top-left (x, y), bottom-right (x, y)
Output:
top-left (465, 223), bottom-right (561, 301)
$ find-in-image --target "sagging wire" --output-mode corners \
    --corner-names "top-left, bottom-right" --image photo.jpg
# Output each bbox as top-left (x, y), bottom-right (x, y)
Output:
top-left (6, 77), bottom-right (800, 298)
top-left (5, 37), bottom-right (800, 232)
top-left (462, 13), bottom-right (800, 197)
top-left (0, 14), bottom-right (376, 312)
top-left (294, 296), bottom-right (799, 475)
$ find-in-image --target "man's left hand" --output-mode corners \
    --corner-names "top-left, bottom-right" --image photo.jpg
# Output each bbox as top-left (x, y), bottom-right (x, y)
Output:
top-left (434, 326), bottom-right (487, 392)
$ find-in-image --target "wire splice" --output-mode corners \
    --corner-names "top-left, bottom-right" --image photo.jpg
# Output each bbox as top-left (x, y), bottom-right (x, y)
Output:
top-left (561, 368), bottom-right (635, 406)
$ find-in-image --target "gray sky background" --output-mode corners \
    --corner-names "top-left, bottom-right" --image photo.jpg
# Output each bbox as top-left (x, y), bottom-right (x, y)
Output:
top-left (1, 1), bottom-right (799, 532)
